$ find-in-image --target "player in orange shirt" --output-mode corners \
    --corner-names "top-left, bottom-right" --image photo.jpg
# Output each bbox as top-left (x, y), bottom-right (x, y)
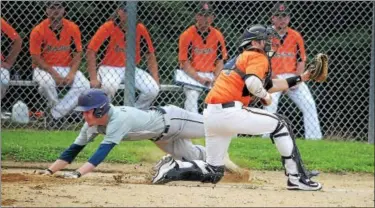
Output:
top-left (264, 3), bottom-right (322, 139)
top-left (175, 2), bottom-right (228, 113)
top-left (153, 25), bottom-right (322, 191)
top-left (29, 1), bottom-right (89, 122)
top-left (87, 6), bottom-right (160, 110)
top-left (1, 18), bottom-right (22, 119)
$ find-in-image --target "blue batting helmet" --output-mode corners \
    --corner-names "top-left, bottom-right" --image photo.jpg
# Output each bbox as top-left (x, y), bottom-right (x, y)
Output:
top-left (74, 89), bottom-right (110, 118)
top-left (239, 24), bottom-right (280, 48)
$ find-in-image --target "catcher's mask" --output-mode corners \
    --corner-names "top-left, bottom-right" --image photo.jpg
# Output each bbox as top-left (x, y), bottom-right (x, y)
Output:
top-left (74, 89), bottom-right (110, 118)
top-left (239, 24), bottom-right (280, 57)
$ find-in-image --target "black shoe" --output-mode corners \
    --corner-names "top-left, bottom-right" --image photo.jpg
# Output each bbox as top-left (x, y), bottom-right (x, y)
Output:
top-left (287, 175), bottom-right (322, 191)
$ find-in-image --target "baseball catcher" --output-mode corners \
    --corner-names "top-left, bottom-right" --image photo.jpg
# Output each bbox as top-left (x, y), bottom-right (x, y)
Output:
top-left (152, 24), bottom-right (322, 191)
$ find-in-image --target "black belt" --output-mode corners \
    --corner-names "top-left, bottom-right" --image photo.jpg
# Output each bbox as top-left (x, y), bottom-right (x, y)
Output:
top-left (204, 102), bottom-right (236, 109)
top-left (149, 106), bottom-right (170, 142)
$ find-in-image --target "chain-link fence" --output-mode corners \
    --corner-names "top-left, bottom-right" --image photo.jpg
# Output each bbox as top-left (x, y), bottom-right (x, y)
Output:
top-left (1, 1), bottom-right (374, 141)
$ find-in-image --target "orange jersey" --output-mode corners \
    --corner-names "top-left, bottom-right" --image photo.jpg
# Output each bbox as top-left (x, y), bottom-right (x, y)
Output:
top-left (271, 28), bottom-right (306, 75)
top-left (29, 18), bottom-right (82, 68)
top-left (1, 18), bottom-right (20, 61)
top-left (179, 25), bottom-right (228, 72)
top-left (87, 21), bottom-right (155, 67)
top-left (205, 50), bottom-right (269, 106)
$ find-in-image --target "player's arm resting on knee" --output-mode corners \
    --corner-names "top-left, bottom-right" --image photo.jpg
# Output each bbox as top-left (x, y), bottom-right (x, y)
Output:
top-left (181, 60), bottom-right (205, 84)
top-left (69, 24), bottom-right (83, 75)
top-left (146, 53), bottom-right (160, 85)
top-left (30, 30), bottom-right (60, 80)
top-left (86, 49), bottom-right (98, 82)
top-left (179, 33), bottom-right (209, 85)
top-left (1, 19), bottom-right (22, 69)
top-left (245, 75), bottom-right (272, 105)
top-left (86, 22), bottom-right (111, 86)
top-left (4, 33), bottom-right (22, 69)
top-left (140, 24), bottom-right (160, 85)
top-left (214, 32), bottom-right (228, 79)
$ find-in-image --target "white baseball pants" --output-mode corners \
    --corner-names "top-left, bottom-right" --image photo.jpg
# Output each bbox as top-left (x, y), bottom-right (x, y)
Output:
top-left (181, 71), bottom-right (215, 113)
top-left (204, 101), bottom-right (299, 176)
top-left (33, 67), bottom-right (90, 119)
top-left (0, 68), bottom-right (10, 99)
top-left (98, 66), bottom-right (159, 110)
top-left (264, 73), bottom-right (322, 139)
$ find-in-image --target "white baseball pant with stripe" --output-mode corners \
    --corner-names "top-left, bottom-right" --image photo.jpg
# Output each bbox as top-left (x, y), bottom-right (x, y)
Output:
top-left (98, 65), bottom-right (159, 110)
top-left (264, 73), bottom-right (322, 139)
top-left (204, 101), bottom-right (300, 176)
top-left (33, 67), bottom-right (90, 119)
top-left (176, 69), bottom-right (215, 113)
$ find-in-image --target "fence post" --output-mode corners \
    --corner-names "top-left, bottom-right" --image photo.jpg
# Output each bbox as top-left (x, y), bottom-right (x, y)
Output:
top-left (124, 1), bottom-right (137, 106)
top-left (369, 2), bottom-right (375, 144)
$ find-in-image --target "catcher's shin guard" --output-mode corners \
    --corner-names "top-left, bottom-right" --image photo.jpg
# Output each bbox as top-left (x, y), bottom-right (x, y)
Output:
top-left (271, 114), bottom-right (319, 179)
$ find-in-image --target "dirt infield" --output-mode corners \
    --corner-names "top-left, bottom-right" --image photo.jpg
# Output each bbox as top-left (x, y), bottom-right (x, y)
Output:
top-left (1, 162), bottom-right (374, 207)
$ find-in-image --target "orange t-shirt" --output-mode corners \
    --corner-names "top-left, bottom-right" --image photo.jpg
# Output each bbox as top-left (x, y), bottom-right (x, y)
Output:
top-left (1, 18), bottom-right (20, 61)
top-left (29, 18), bottom-right (82, 68)
top-left (179, 25), bottom-right (228, 72)
top-left (205, 50), bottom-right (269, 106)
top-left (87, 21), bottom-right (155, 67)
top-left (271, 28), bottom-right (306, 75)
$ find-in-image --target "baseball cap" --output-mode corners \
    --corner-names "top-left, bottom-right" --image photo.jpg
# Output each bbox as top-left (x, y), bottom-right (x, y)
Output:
top-left (46, 1), bottom-right (65, 9)
top-left (196, 1), bottom-right (214, 16)
top-left (271, 2), bottom-right (290, 16)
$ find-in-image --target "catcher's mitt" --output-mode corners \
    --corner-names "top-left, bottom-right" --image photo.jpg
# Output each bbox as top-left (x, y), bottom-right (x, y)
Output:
top-left (305, 53), bottom-right (328, 82)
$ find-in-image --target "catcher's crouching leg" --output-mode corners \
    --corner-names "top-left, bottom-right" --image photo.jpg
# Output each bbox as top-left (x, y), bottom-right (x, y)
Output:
top-left (152, 156), bottom-right (224, 184)
top-left (270, 114), bottom-right (322, 191)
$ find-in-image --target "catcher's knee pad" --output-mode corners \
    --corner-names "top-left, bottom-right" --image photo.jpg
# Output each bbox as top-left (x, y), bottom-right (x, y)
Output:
top-left (270, 113), bottom-right (292, 143)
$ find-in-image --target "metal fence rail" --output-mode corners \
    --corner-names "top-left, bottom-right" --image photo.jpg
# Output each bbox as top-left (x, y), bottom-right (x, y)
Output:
top-left (1, 1), bottom-right (373, 141)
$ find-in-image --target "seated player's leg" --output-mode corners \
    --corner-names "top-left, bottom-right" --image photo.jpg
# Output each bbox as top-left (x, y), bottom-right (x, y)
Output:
top-left (134, 67), bottom-right (160, 110)
top-left (183, 88), bottom-right (200, 113)
top-left (33, 67), bottom-right (59, 108)
top-left (98, 66), bottom-right (123, 101)
top-left (53, 68), bottom-right (90, 118)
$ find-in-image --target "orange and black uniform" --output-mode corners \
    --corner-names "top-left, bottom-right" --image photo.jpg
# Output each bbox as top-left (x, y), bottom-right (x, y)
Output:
top-left (271, 28), bottom-right (306, 75)
top-left (205, 49), bottom-right (269, 106)
top-left (179, 25), bottom-right (228, 72)
top-left (87, 21), bottom-right (155, 67)
top-left (29, 18), bottom-right (82, 68)
top-left (1, 18), bottom-right (20, 61)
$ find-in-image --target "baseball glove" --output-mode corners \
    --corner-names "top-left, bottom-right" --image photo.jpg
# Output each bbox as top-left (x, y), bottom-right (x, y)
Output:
top-left (305, 53), bottom-right (328, 82)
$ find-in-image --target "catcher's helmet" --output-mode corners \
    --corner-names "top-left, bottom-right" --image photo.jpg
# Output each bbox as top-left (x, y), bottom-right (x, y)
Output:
top-left (239, 24), bottom-right (279, 49)
top-left (74, 89), bottom-right (110, 118)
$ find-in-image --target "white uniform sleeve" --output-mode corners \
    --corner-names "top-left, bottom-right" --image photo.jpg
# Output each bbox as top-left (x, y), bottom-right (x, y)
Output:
top-left (245, 75), bottom-right (268, 98)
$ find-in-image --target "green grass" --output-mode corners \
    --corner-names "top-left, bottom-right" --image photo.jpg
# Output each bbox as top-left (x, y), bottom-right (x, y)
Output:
top-left (2, 130), bottom-right (374, 173)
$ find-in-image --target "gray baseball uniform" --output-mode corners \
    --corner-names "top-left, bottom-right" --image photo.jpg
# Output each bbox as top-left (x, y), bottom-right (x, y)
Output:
top-left (74, 105), bottom-right (206, 161)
